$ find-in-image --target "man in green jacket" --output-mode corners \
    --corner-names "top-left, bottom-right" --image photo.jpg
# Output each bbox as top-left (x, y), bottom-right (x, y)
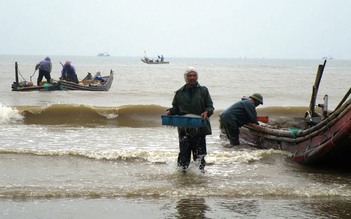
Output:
top-left (165, 67), bottom-right (214, 173)
top-left (220, 93), bottom-right (263, 145)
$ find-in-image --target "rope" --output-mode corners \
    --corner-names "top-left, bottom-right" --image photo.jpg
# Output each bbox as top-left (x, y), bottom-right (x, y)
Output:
top-left (288, 129), bottom-right (302, 138)
top-left (17, 69), bottom-right (27, 81)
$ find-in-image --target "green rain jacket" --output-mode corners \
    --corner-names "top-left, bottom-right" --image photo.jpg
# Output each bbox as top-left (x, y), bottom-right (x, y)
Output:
top-left (168, 83), bottom-right (214, 135)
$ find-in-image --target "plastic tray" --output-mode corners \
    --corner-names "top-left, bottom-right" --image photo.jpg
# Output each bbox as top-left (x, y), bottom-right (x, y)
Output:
top-left (161, 115), bottom-right (205, 127)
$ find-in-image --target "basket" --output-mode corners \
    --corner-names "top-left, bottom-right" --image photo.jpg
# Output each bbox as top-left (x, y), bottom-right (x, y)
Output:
top-left (257, 116), bottom-right (269, 123)
top-left (161, 115), bottom-right (205, 127)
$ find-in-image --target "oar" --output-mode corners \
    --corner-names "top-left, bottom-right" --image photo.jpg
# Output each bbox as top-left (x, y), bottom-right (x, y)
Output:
top-left (29, 69), bottom-right (37, 82)
top-left (59, 62), bottom-right (65, 80)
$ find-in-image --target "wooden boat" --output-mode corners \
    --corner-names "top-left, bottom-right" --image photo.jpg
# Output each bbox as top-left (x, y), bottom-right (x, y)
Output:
top-left (141, 57), bottom-right (169, 64)
top-left (11, 62), bottom-right (114, 92)
top-left (220, 61), bottom-right (351, 167)
top-left (11, 81), bottom-right (62, 91)
top-left (59, 70), bottom-right (114, 91)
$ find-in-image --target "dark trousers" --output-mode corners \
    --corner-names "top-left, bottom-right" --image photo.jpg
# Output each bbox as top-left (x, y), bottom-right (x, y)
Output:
top-left (221, 119), bottom-right (240, 145)
top-left (177, 128), bottom-right (207, 170)
top-left (37, 70), bottom-right (51, 86)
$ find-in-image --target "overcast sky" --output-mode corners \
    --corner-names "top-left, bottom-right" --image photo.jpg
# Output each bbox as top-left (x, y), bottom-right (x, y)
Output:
top-left (1, 0), bottom-right (350, 59)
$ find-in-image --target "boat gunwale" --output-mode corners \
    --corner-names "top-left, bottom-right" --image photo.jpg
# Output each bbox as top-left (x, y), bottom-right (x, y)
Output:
top-left (244, 98), bottom-right (351, 144)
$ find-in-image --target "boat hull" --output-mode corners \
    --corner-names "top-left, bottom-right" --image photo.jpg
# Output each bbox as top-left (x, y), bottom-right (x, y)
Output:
top-left (221, 98), bottom-right (351, 167)
top-left (141, 58), bottom-right (169, 64)
top-left (11, 83), bottom-right (63, 91)
top-left (59, 71), bottom-right (113, 91)
top-left (12, 71), bottom-right (114, 92)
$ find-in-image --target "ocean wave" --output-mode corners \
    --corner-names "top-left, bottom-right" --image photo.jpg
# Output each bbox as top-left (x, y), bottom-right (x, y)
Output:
top-left (0, 104), bottom-right (24, 124)
top-left (13, 104), bottom-right (167, 127)
top-left (3, 104), bottom-right (310, 127)
top-left (0, 147), bottom-right (290, 165)
top-left (1, 149), bottom-right (350, 200)
top-left (2, 186), bottom-right (350, 200)
top-left (1, 174), bottom-right (350, 200)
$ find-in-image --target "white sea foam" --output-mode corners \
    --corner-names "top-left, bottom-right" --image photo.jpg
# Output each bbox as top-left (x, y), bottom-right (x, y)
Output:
top-left (0, 104), bottom-right (23, 124)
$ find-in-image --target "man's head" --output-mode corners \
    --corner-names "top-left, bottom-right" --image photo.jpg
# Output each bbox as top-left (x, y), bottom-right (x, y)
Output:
top-left (184, 66), bottom-right (198, 86)
top-left (250, 93), bottom-right (263, 107)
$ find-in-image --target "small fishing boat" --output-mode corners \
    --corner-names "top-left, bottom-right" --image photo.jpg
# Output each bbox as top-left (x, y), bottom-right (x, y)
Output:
top-left (11, 62), bottom-right (114, 92)
top-left (141, 53), bottom-right (169, 64)
top-left (141, 58), bottom-right (169, 64)
top-left (59, 71), bottom-right (114, 91)
top-left (220, 60), bottom-right (351, 167)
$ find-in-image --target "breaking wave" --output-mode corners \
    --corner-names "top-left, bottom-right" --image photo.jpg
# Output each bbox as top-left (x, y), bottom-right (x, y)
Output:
top-left (1, 104), bottom-right (310, 128)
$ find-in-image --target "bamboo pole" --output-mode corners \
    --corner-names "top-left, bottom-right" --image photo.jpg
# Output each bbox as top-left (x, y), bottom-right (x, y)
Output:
top-left (333, 86), bottom-right (351, 112)
top-left (15, 62), bottom-right (19, 85)
top-left (309, 60), bottom-right (327, 117)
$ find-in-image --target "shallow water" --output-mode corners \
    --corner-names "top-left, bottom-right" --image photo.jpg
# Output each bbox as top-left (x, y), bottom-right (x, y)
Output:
top-left (1, 55), bottom-right (351, 218)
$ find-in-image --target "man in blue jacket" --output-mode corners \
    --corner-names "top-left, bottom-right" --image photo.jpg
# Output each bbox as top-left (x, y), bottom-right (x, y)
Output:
top-left (35, 57), bottom-right (52, 86)
top-left (220, 93), bottom-right (263, 145)
top-left (165, 67), bottom-right (214, 173)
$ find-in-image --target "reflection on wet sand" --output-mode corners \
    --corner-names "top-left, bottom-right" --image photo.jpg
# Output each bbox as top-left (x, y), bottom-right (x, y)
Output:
top-left (174, 198), bottom-right (209, 219)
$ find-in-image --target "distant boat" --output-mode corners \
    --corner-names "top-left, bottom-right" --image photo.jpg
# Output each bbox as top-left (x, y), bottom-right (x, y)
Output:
top-left (97, 52), bottom-right (110, 57)
top-left (141, 57), bottom-right (169, 64)
top-left (11, 62), bottom-right (114, 92)
top-left (141, 54), bottom-right (169, 64)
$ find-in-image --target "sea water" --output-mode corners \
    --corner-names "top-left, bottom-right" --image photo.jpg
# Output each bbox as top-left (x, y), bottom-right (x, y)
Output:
top-left (0, 55), bottom-right (351, 218)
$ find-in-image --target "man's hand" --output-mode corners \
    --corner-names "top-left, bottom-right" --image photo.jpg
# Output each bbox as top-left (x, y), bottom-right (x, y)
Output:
top-left (201, 111), bottom-right (208, 120)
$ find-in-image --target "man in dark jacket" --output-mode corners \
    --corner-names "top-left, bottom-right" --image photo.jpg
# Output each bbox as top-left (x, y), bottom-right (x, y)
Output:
top-left (35, 57), bottom-right (52, 86)
top-left (61, 61), bottom-right (79, 83)
top-left (220, 93), bottom-right (263, 146)
top-left (165, 67), bottom-right (214, 173)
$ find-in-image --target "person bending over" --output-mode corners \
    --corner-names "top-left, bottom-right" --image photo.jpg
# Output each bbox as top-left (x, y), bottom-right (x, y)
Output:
top-left (220, 93), bottom-right (263, 145)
